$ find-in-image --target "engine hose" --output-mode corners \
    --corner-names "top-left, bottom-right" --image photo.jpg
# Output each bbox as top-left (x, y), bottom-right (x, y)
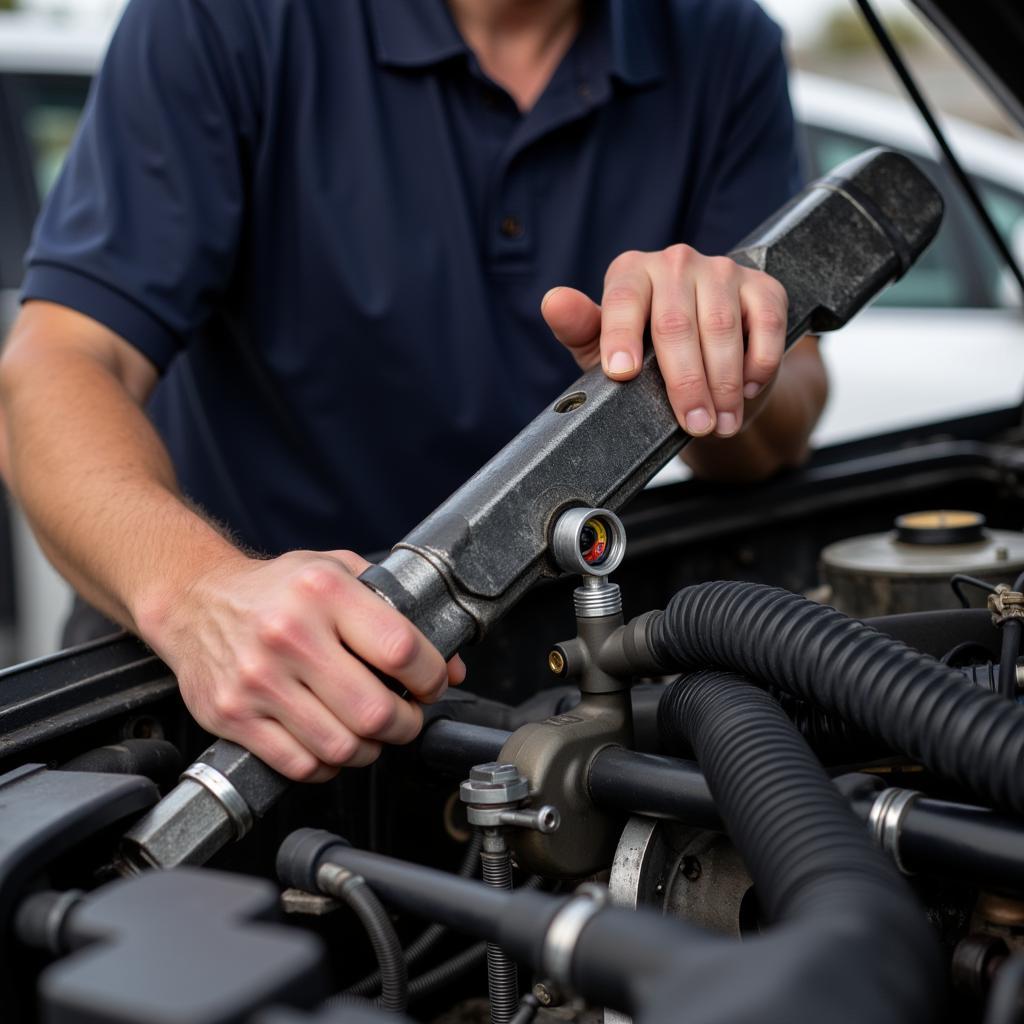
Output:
top-left (319, 868), bottom-right (408, 1012)
top-left (649, 581), bottom-right (1024, 814)
top-left (345, 833), bottom-right (484, 999)
top-left (655, 670), bottom-right (938, 1016)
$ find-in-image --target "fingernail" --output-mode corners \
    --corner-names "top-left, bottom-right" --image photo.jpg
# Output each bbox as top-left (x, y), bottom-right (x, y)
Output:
top-left (541, 286), bottom-right (562, 310)
top-left (717, 412), bottom-right (738, 436)
top-left (686, 408), bottom-right (713, 435)
top-left (744, 382), bottom-right (763, 400)
top-left (607, 351), bottom-right (635, 376)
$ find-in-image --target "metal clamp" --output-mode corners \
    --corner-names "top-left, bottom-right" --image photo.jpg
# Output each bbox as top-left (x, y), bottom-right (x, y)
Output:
top-left (542, 883), bottom-right (609, 987)
top-left (181, 762), bottom-right (254, 840)
top-left (868, 786), bottom-right (919, 874)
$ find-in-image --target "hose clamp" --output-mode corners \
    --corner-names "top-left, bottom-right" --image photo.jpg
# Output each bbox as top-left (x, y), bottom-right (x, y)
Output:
top-left (181, 762), bottom-right (254, 839)
top-left (868, 786), bottom-right (919, 874)
top-left (542, 883), bottom-right (609, 988)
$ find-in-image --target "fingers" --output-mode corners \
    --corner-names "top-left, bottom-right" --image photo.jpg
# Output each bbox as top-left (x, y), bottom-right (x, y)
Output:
top-left (598, 252), bottom-right (651, 381)
top-left (740, 277), bottom-right (788, 401)
top-left (647, 250), bottom-right (713, 436)
top-left (542, 286), bottom-right (602, 370)
top-left (696, 258), bottom-right (745, 437)
top-left (324, 561), bottom-right (449, 702)
top-left (585, 245), bottom-right (789, 437)
top-left (216, 715), bottom-right (337, 784)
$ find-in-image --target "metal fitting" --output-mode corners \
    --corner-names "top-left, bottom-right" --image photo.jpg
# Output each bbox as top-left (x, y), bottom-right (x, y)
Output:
top-left (551, 508), bottom-right (626, 578)
top-left (542, 883), bottom-right (610, 987)
top-left (868, 786), bottom-right (919, 873)
top-left (574, 576), bottom-right (623, 619)
top-left (460, 763), bottom-right (559, 833)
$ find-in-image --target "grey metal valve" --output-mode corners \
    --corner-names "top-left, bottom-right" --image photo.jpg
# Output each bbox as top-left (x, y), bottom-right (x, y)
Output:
top-left (120, 148), bottom-right (945, 872)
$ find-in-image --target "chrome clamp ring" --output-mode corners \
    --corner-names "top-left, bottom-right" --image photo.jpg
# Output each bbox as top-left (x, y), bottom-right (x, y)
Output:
top-left (868, 787), bottom-right (919, 874)
top-left (542, 884), bottom-right (609, 987)
top-left (181, 762), bottom-right (255, 839)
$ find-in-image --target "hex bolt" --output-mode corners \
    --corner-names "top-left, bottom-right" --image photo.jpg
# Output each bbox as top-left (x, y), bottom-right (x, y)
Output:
top-left (461, 763), bottom-right (555, 1024)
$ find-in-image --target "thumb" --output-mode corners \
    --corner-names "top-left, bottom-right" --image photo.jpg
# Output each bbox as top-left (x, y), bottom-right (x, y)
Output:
top-left (541, 286), bottom-right (602, 370)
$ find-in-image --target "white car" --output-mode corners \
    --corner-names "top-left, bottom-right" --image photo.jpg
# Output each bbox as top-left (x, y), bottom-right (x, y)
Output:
top-left (794, 72), bottom-right (1024, 448)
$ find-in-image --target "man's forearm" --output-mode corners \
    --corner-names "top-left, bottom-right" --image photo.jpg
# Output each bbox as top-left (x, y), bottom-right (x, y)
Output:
top-left (681, 336), bottom-right (827, 482)
top-left (0, 308), bottom-right (240, 633)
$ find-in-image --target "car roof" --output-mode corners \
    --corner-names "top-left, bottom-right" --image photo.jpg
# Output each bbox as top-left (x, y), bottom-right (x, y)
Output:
top-left (0, 13), bottom-right (108, 76)
top-left (792, 70), bottom-right (1024, 192)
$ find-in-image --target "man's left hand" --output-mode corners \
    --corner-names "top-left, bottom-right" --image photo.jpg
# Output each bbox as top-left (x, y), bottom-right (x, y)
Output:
top-left (541, 244), bottom-right (789, 438)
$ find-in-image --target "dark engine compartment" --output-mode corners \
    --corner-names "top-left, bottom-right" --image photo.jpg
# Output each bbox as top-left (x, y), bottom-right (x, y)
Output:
top-left (5, 413), bottom-right (1024, 1024)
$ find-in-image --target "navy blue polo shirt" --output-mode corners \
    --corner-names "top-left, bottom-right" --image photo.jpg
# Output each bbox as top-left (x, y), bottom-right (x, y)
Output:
top-left (23, 0), bottom-right (801, 557)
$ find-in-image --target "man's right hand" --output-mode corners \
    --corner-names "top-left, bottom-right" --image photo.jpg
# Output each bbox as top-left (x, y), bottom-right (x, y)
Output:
top-left (0, 303), bottom-right (462, 784)
top-left (139, 548), bottom-right (465, 783)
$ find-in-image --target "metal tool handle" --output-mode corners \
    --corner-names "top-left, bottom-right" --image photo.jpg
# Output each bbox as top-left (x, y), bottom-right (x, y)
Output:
top-left (124, 148), bottom-right (944, 867)
top-left (366, 147), bottom-right (944, 657)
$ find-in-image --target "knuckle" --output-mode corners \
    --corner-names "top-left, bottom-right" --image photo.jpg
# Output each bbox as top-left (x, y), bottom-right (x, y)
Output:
top-left (352, 695), bottom-right (398, 737)
top-left (256, 611), bottom-right (302, 651)
top-left (749, 352), bottom-right (780, 378)
top-left (652, 308), bottom-right (695, 342)
top-left (294, 564), bottom-right (343, 599)
top-left (376, 622), bottom-right (419, 675)
top-left (236, 658), bottom-right (276, 698)
top-left (602, 284), bottom-right (642, 310)
top-left (710, 378), bottom-right (742, 402)
top-left (702, 306), bottom-right (739, 337)
top-left (607, 249), bottom-right (644, 277)
top-left (322, 731), bottom-right (358, 766)
top-left (710, 255), bottom-right (738, 279)
top-left (752, 306), bottom-right (786, 335)
top-left (663, 243), bottom-right (695, 270)
top-left (211, 689), bottom-right (247, 727)
top-left (665, 370), bottom-right (707, 399)
top-left (282, 753), bottom-right (322, 783)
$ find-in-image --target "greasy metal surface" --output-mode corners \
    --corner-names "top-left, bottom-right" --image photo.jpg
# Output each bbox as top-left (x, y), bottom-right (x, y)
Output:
top-left (608, 817), bottom-right (753, 938)
top-left (821, 525), bottom-right (1024, 616)
top-left (381, 149), bottom-right (944, 652)
top-left (499, 692), bottom-right (632, 879)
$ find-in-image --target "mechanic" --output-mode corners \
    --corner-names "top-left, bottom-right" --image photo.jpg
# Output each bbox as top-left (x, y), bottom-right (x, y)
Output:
top-left (0, 0), bottom-right (827, 782)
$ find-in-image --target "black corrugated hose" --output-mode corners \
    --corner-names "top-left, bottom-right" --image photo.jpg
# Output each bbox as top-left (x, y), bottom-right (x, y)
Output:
top-left (656, 669), bottom-right (939, 1020)
top-left (649, 581), bottom-right (1024, 814)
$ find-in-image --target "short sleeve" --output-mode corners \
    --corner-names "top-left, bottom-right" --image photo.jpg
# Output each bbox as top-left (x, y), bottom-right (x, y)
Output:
top-left (21, 0), bottom-right (259, 371)
top-left (686, 7), bottom-right (804, 256)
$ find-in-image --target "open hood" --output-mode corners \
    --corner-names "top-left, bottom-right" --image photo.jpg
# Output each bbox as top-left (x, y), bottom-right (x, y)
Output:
top-left (911, 0), bottom-right (1024, 131)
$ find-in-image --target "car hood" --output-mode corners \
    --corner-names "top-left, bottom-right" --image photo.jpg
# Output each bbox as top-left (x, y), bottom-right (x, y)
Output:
top-left (911, 0), bottom-right (1024, 130)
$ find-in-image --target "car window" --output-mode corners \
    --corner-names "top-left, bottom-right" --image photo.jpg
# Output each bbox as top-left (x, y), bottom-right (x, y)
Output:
top-left (802, 124), bottom-right (986, 309)
top-left (971, 180), bottom-right (1024, 307)
top-left (6, 73), bottom-right (90, 204)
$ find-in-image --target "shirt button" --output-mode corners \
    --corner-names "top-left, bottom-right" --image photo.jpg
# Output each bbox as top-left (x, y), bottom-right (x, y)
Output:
top-left (500, 215), bottom-right (525, 239)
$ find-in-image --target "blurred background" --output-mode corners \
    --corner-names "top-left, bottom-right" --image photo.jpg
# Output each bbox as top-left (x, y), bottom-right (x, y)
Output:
top-left (1, 0), bottom-right (1022, 665)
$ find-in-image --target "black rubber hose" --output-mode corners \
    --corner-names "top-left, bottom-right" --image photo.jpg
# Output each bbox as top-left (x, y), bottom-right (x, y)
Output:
top-left (649, 581), bottom-right (1024, 814)
top-left (657, 670), bottom-right (938, 1017)
top-left (319, 870), bottom-right (408, 1012)
top-left (345, 833), bottom-right (483, 999)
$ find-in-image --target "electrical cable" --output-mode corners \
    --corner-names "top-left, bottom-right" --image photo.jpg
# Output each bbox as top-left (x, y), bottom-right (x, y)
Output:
top-left (344, 833), bottom-right (483, 999)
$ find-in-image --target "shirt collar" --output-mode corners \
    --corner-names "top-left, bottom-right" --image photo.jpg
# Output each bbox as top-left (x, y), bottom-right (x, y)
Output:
top-left (368, 0), bottom-right (666, 87)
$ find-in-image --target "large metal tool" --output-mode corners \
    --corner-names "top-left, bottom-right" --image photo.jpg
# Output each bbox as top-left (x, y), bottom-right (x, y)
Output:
top-left (121, 148), bottom-right (944, 870)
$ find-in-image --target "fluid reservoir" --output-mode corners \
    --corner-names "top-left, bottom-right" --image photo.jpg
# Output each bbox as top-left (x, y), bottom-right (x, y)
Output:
top-left (820, 511), bottom-right (1024, 617)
